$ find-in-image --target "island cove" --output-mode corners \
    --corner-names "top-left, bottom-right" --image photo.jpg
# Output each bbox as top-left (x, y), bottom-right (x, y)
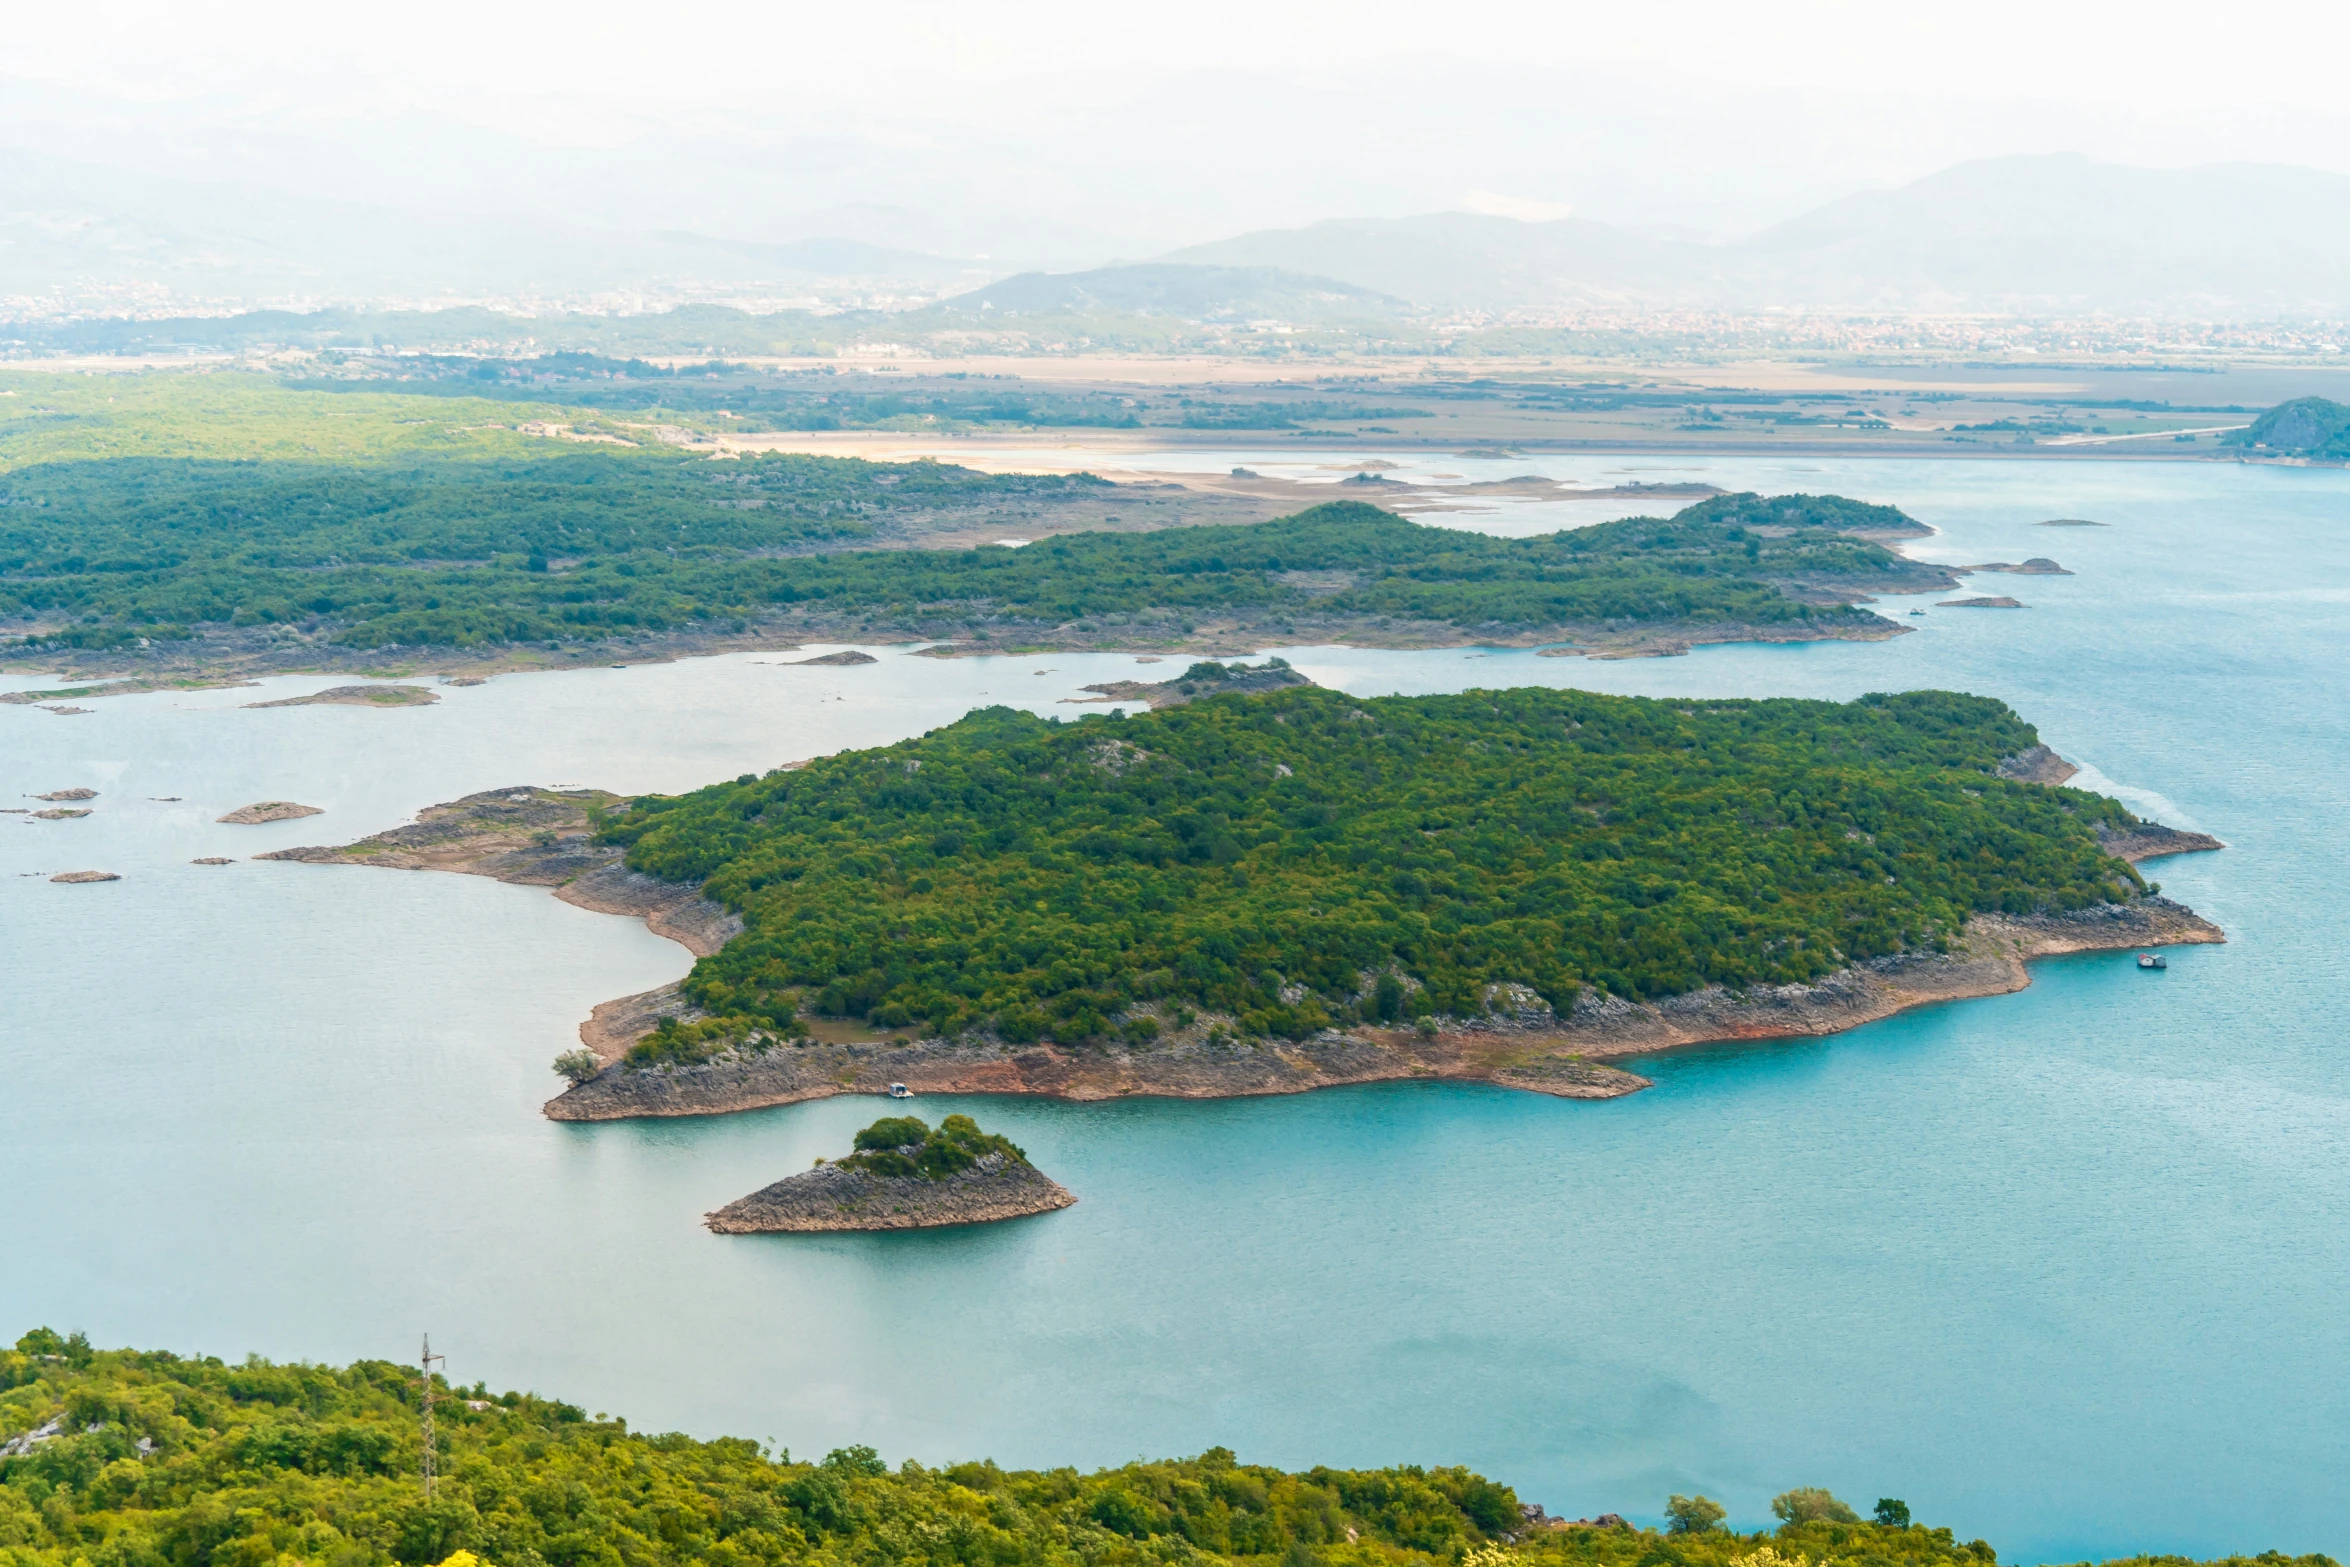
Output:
top-left (6, 483), bottom-right (1971, 684)
top-left (262, 680), bottom-right (2223, 1119)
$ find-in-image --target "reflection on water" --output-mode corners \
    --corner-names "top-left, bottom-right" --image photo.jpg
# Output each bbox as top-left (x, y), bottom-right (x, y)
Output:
top-left (5, 457), bottom-right (2350, 1562)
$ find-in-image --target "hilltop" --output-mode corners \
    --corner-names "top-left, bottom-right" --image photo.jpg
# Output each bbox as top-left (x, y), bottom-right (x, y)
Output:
top-left (2228, 397), bottom-right (2350, 461)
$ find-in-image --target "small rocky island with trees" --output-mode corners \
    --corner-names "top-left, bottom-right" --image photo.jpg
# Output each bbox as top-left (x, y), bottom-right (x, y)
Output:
top-left (705, 1113), bottom-right (1075, 1233)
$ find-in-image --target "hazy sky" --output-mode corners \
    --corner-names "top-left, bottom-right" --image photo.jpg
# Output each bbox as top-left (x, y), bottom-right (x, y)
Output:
top-left (15, 0), bottom-right (2350, 125)
top-left (9, 0), bottom-right (2350, 266)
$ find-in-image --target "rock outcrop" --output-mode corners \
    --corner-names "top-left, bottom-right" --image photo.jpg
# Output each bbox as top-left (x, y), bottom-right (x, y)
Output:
top-left (1074, 657), bottom-right (1312, 709)
top-left (246, 685), bottom-right (439, 708)
top-left (2097, 823), bottom-right (2227, 862)
top-left (547, 898), bottom-right (2220, 1123)
top-left (219, 801), bottom-right (324, 824)
top-left (706, 1152), bottom-right (1074, 1234)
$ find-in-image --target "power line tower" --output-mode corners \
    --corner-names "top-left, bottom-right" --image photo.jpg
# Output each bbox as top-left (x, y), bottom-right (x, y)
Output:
top-left (417, 1335), bottom-right (446, 1499)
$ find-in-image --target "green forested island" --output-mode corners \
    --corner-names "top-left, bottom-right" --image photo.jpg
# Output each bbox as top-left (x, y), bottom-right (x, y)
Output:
top-left (704, 1114), bottom-right (1074, 1232)
top-left (2228, 397), bottom-right (2350, 460)
top-left (0, 374), bottom-right (1947, 662)
top-left (832, 1113), bottom-right (1029, 1180)
top-left (601, 683), bottom-right (2149, 1053)
top-left (0, 1332), bottom-right (2322, 1567)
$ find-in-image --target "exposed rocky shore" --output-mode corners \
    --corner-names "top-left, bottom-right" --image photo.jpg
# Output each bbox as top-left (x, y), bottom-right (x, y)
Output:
top-left (705, 1152), bottom-right (1075, 1234)
top-left (1072, 657), bottom-right (1311, 709)
top-left (262, 766), bottom-right (2227, 1124)
top-left (541, 896), bottom-right (2222, 1122)
top-left (245, 684), bottom-right (439, 708)
top-left (551, 1023), bottom-right (1655, 1121)
top-left (2097, 823), bottom-right (2228, 861)
top-left (218, 801), bottom-right (324, 824)
top-left (1997, 744), bottom-right (2079, 785)
top-left (257, 789), bottom-right (742, 979)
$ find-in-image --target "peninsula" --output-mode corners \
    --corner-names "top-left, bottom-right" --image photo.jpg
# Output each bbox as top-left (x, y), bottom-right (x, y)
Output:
top-left (8, 469), bottom-right (1961, 678)
top-left (265, 684), bottom-right (2223, 1117)
top-left (706, 1113), bottom-right (1074, 1232)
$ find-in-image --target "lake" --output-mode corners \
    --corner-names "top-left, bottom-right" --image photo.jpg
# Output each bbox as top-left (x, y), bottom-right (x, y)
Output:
top-left (4, 454), bottom-right (2345, 1562)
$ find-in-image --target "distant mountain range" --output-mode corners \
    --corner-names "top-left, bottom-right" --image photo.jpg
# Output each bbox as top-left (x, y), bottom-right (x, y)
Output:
top-left (1163, 155), bottom-right (2350, 317)
top-left (6, 150), bottom-right (2350, 323)
top-left (935, 265), bottom-right (1399, 322)
top-left (0, 148), bottom-right (987, 314)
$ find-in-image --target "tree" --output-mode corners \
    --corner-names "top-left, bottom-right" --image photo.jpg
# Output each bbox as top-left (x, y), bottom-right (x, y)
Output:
top-left (1666, 1495), bottom-right (1726, 1534)
top-left (552, 1048), bottom-right (600, 1085)
top-left (1876, 1499), bottom-right (1912, 1528)
top-left (1772, 1489), bottom-right (1860, 1525)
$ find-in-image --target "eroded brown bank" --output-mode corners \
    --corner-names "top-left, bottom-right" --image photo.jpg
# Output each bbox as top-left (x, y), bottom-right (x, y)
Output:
top-left (261, 781), bottom-right (2225, 1121)
top-left (705, 1154), bottom-right (1076, 1234)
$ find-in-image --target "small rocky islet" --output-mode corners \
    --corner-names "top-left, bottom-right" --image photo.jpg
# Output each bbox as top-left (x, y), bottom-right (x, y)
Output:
top-left (218, 801), bottom-right (324, 824)
top-left (705, 1112), bottom-right (1074, 1234)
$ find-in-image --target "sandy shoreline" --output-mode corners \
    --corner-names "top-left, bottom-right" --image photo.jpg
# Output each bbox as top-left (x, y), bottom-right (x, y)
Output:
top-left (260, 781), bottom-right (2227, 1120)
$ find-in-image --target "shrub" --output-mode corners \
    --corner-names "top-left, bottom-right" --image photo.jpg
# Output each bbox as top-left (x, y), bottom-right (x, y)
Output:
top-left (1772, 1488), bottom-right (1860, 1525)
top-left (1668, 1494), bottom-right (1727, 1534)
top-left (552, 1048), bottom-right (600, 1085)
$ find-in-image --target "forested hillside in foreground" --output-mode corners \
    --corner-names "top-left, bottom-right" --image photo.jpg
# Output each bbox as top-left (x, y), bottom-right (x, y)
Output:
top-left (1, 1333), bottom-right (2327, 1567)
top-left (602, 685), bottom-right (2148, 1052)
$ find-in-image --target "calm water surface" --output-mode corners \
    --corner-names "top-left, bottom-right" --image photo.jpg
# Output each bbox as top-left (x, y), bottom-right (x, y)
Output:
top-left (4, 457), bottom-right (2347, 1561)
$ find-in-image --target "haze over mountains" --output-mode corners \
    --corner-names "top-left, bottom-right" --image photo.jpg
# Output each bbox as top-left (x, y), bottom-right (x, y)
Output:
top-left (1165, 156), bottom-right (2350, 318)
top-left (7, 141), bottom-right (2350, 324)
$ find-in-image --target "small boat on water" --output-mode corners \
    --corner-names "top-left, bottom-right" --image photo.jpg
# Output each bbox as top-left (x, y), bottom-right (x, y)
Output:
top-left (2137, 953), bottom-right (2167, 970)
top-left (886, 1082), bottom-right (915, 1098)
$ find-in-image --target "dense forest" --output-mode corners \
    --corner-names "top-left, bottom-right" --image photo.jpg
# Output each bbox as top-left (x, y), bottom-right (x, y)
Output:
top-left (599, 684), bottom-right (2147, 1051)
top-left (2, 1334), bottom-right (2322, 1567)
top-left (2, 419), bottom-right (1928, 653)
top-left (2229, 397), bottom-right (2350, 460)
top-left (0, 448), bottom-right (1102, 648)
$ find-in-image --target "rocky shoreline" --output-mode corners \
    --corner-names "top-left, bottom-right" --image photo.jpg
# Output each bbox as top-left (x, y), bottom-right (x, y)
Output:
top-left (3, 603), bottom-right (1931, 692)
top-left (541, 896), bottom-right (2222, 1121)
top-left (256, 788), bottom-right (743, 976)
top-left (260, 774), bottom-right (2226, 1123)
top-left (245, 684), bottom-right (439, 708)
top-left (705, 1152), bottom-right (1075, 1233)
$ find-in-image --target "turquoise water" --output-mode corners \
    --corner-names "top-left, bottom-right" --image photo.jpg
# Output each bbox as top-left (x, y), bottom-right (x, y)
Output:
top-left (4, 457), bottom-right (2347, 1561)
